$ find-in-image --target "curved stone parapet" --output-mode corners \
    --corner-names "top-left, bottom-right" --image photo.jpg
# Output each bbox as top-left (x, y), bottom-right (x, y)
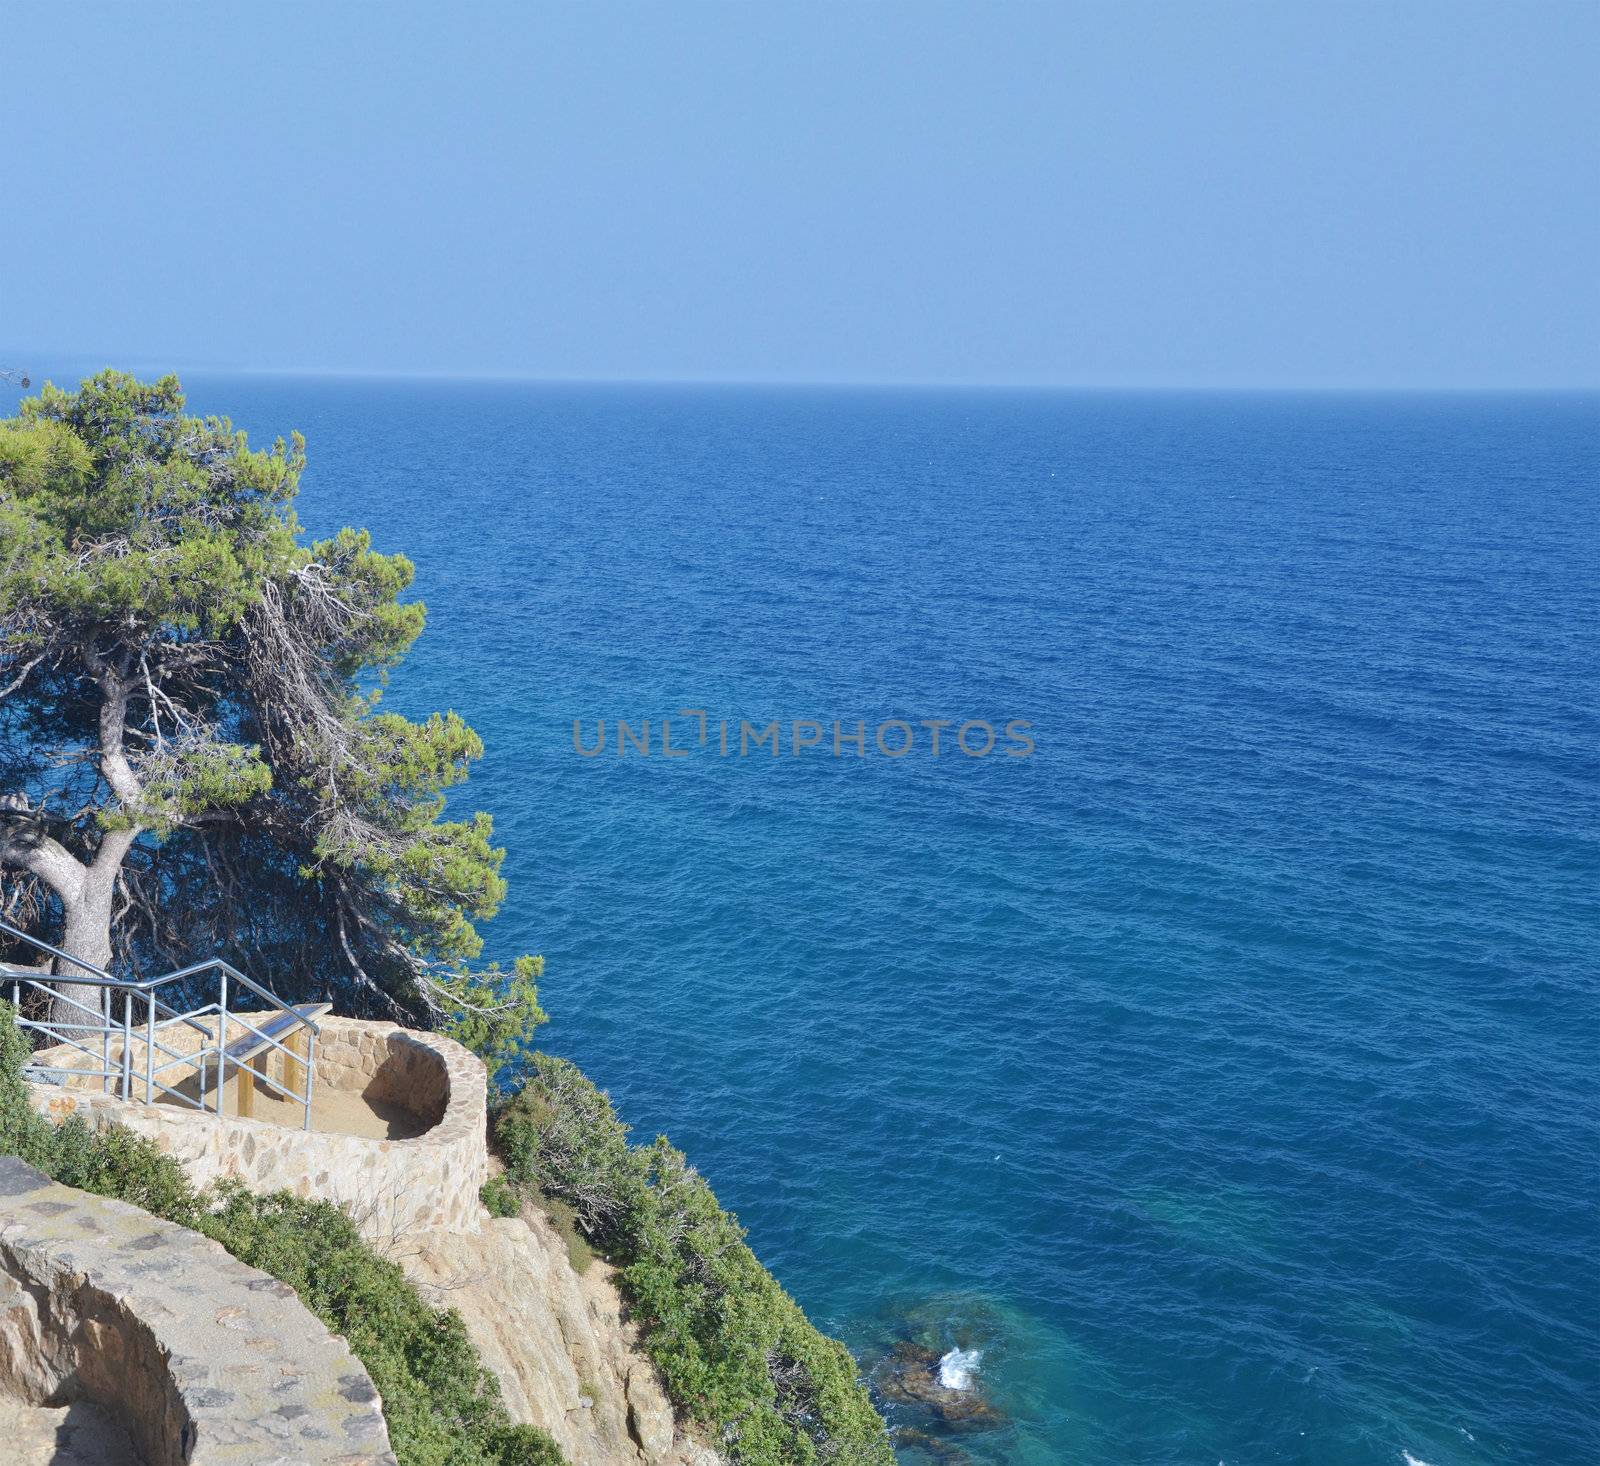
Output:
top-left (27, 1017), bottom-right (488, 1242)
top-left (0, 1154), bottom-right (396, 1465)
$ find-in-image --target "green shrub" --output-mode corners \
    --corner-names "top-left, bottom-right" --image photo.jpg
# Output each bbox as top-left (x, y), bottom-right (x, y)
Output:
top-left (483, 1424), bottom-right (567, 1465)
top-left (490, 1057), bottom-right (893, 1466)
top-left (0, 1005), bottom-right (66, 1169)
top-left (493, 1055), bottom-right (644, 1247)
top-left (481, 1174), bottom-right (521, 1218)
top-left (50, 1115), bottom-right (206, 1222)
top-left (536, 1190), bottom-right (595, 1275)
top-left (0, 1002), bottom-right (563, 1466)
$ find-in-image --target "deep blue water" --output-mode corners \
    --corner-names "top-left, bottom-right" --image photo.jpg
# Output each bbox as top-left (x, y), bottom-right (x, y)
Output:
top-left (28, 376), bottom-right (1600, 1465)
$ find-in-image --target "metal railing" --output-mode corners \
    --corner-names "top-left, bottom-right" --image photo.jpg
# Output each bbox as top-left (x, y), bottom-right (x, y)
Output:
top-left (0, 920), bottom-right (320, 1130)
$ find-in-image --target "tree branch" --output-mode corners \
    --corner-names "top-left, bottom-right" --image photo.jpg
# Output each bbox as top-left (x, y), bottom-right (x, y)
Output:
top-left (0, 798), bottom-right (87, 902)
top-left (0, 652), bottom-right (44, 702)
top-left (95, 668), bottom-right (145, 808)
top-left (89, 824), bottom-right (139, 880)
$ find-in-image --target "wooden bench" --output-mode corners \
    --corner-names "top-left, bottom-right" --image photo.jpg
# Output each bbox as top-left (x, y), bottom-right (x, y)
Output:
top-left (221, 1004), bottom-right (331, 1119)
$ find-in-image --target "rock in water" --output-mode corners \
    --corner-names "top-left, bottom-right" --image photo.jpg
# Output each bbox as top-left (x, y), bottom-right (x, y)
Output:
top-left (875, 1341), bottom-right (1002, 1428)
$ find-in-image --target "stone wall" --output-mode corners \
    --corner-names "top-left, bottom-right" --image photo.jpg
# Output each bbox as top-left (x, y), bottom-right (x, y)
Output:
top-left (25, 1017), bottom-right (488, 1243)
top-left (0, 1155), bottom-right (395, 1465)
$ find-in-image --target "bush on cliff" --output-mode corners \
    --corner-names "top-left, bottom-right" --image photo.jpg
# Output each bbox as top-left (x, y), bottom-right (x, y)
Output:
top-left (0, 1004), bottom-right (562, 1466)
top-left (491, 1055), bottom-right (895, 1466)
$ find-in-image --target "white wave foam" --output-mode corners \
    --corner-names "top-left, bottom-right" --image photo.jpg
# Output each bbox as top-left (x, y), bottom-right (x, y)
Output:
top-left (938, 1346), bottom-right (982, 1391)
top-left (1401, 1453), bottom-right (1434, 1466)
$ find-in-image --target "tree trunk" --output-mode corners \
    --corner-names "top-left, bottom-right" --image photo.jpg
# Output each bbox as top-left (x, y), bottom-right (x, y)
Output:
top-left (5, 667), bottom-right (145, 1033)
top-left (50, 881), bottom-right (115, 1032)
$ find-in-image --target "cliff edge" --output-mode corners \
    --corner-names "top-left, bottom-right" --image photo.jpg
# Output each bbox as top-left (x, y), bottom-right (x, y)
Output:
top-left (402, 1203), bottom-right (719, 1466)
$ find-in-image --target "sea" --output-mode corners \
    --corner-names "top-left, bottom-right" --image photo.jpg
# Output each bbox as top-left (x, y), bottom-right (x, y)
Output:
top-left (11, 374), bottom-right (1598, 1465)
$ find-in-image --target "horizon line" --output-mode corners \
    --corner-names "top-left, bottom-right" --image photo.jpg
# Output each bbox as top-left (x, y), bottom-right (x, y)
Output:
top-left (5, 354), bottom-right (1599, 395)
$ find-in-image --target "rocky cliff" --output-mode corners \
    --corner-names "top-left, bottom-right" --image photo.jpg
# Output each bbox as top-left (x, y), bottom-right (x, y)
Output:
top-left (401, 1203), bottom-right (721, 1466)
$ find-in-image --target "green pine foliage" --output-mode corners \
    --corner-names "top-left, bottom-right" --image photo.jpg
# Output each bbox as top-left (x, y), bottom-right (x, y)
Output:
top-left (0, 372), bottom-right (545, 1067)
top-left (491, 1056), bottom-right (894, 1466)
top-left (0, 1004), bottom-right (562, 1466)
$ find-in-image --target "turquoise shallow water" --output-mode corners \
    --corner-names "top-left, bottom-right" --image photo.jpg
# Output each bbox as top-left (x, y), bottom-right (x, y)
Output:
top-left (55, 378), bottom-right (1600, 1464)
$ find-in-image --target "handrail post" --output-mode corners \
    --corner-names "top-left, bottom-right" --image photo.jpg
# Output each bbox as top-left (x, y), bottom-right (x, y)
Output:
top-left (217, 966), bottom-right (228, 1116)
top-left (100, 984), bottom-right (110, 1095)
top-left (120, 990), bottom-right (132, 1100)
top-left (304, 1029), bottom-right (316, 1131)
top-left (145, 991), bottom-right (155, 1105)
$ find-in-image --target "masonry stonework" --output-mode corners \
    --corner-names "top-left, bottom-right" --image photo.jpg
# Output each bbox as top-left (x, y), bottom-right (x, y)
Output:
top-left (24, 1017), bottom-right (488, 1242)
top-left (0, 1154), bottom-right (396, 1465)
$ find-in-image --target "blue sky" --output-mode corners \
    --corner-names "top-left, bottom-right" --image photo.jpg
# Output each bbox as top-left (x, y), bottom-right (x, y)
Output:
top-left (5, 1), bottom-right (1597, 387)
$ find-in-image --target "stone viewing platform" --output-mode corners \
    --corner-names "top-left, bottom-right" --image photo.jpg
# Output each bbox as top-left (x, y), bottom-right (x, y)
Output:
top-left (0, 1154), bottom-right (395, 1464)
top-left (24, 1017), bottom-right (488, 1242)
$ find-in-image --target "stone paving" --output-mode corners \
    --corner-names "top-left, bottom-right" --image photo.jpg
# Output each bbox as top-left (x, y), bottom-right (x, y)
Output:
top-left (0, 1155), bottom-right (397, 1465)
